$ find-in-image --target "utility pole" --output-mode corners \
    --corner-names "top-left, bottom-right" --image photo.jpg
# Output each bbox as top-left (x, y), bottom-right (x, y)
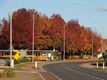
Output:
top-left (92, 29), bottom-right (94, 58)
top-left (63, 24), bottom-right (66, 60)
top-left (9, 13), bottom-right (14, 68)
top-left (32, 12), bottom-right (35, 62)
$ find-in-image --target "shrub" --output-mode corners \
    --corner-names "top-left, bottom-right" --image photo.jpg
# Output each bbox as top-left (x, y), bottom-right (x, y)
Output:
top-left (20, 57), bottom-right (31, 63)
top-left (5, 59), bottom-right (21, 66)
top-left (5, 57), bottom-right (31, 66)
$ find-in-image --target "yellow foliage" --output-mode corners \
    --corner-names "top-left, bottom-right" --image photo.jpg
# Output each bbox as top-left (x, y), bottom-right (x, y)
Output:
top-left (13, 50), bottom-right (20, 60)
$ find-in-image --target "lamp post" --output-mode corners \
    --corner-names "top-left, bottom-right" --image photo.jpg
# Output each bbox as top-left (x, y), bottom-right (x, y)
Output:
top-left (63, 24), bottom-right (66, 60)
top-left (32, 12), bottom-right (35, 62)
top-left (92, 29), bottom-right (94, 58)
top-left (9, 13), bottom-right (14, 68)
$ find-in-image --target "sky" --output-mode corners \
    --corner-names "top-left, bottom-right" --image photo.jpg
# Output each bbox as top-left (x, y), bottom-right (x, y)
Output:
top-left (0, 0), bottom-right (107, 38)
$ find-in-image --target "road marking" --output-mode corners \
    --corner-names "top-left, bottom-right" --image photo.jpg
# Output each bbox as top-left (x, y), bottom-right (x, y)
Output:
top-left (39, 73), bottom-right (46, 80)
top-left (61, 64), bottom-right (106, 80)
top-left (48, 71), bottom-right (62, 80)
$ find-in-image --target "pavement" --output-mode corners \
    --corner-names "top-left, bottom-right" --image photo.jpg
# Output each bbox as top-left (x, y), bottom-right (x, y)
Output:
top-left (0, 61), bottom-right (61, 80)
top-left (0, 61), bottom-right (44, 80)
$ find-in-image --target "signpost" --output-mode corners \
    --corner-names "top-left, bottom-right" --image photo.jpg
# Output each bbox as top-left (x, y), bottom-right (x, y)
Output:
top-left (48, 53), bottom-right (51, 61)
top-left (35, 61), bottom-right (38, 68)
top-left (97, 53), bottom-right (102, 58)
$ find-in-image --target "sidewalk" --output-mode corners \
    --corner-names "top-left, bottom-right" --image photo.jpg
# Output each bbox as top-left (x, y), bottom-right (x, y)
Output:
top-left (0, 61), bottom-right (46, 80)
top-left (0, 61), bottom-right (59, 80)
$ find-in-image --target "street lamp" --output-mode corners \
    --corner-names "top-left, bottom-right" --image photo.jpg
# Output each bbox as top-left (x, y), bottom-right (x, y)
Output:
top-left (63, 24), bottom-right (66, 60)
top-left (32, 12), bottom-right (35, 62)
top-left (91, 29), bottom-right (94, 58)
top-left (9, 13), bottom-right (14, 68)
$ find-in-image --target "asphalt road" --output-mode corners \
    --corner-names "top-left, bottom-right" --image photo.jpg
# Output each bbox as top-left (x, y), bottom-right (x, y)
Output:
top-left (43, 61), bottom-right (107, 80)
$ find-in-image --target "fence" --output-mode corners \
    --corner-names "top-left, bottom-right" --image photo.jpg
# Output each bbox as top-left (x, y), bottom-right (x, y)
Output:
top-left (0, 50), bottom-right (61, 61)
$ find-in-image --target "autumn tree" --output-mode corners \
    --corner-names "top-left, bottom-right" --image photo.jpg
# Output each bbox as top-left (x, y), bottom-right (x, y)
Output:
top-left (0, 8), bottom-right (102, 57)
top-left (45, 14), bottom-right (65, 50)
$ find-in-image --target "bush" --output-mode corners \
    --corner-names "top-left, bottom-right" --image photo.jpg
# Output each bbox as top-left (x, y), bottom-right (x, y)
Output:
top-left (5, 59), bottom-right (21, 66)
top-left (5, 59), bottom-right (10, 66)
top-left (20, 57), bottom-right (31, 63)
top-left (5, 57), bottom-right (31, 66)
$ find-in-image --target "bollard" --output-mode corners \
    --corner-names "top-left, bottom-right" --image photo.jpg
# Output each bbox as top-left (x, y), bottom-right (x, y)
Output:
top-left (103, 62), bottom-right (105, 69)
top-left (96, 62), bottom-right (99, 68)
top-left (35, 61), bottom-right (38, 68)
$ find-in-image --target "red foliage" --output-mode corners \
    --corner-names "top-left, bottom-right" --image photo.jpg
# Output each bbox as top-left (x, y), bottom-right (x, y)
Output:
top-left (0, 8), bottom-right (102, 55)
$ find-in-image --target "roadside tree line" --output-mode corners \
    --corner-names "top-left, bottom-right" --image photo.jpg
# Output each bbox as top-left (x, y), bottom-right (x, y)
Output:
top-left (0, 8), bottom-right (102, 57)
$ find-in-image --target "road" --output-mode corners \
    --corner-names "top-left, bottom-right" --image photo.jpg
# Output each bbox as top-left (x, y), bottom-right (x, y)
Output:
top-left (43, 61), bottom-right (107, 80)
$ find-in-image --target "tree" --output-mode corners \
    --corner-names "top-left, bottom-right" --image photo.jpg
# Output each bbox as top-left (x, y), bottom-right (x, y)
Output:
top-left (44, 14), bottom-right (65, 50)
top-left (0, 8), bottom-right (102, 57)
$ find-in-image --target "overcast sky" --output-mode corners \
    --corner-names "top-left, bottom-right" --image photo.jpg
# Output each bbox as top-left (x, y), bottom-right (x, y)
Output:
top-left (0, 0), bottom-right (107, 38)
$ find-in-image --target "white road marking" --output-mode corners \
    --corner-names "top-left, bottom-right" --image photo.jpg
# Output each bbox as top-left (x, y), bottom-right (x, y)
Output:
top-left (39, 73), bottom-right (46, 80)
top-left (48, 71), bottom-right (62, 80)
top-left (61, 64), bottom-right (106, 80)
